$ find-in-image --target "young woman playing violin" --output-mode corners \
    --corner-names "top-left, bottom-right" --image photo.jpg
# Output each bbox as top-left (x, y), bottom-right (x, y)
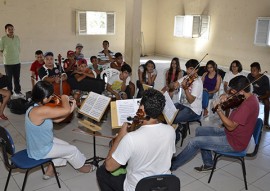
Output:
top-left (25, 81), bottom-right (95, 179)
top-left (96, 89), bottom-right (176, 191)
top-left (171, 75), bottom-right (259, 172)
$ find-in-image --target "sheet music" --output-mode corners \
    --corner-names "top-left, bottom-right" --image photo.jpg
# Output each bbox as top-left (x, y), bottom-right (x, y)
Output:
top-left (79, 92), bottom-right (111, 121)
top-left (116, 99), bottom-right (141, 126)
top-left (163, 91), bottom-right (178, 124)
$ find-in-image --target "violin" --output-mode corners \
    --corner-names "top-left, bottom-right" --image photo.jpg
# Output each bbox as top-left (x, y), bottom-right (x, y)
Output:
top-left (110, 108), bottom-right (145, 147)
top-left (212, 94), bottom-right (245, 113)
top-left (181, 53), bottom-right (208, 90)
top-left (212, 71), bottom-right (268, 113)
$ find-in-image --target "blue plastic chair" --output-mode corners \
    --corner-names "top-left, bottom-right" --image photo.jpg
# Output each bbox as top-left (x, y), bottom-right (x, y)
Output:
top-left (0, 126), bottom-right (61, 191)
top-left (208, 118), bottom-right (263, 190)
top-left (135, 174), bottom-right (180, 191)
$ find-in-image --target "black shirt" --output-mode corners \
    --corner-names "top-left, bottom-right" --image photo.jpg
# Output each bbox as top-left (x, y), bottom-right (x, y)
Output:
top-left (247, 73), bottom-right (270, 96)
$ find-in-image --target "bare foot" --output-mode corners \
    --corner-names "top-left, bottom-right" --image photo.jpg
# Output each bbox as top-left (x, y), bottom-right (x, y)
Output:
top-left (78, 164), bottom-right (93, 173)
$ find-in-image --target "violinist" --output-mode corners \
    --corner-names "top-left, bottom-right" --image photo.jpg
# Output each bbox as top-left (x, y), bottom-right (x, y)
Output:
top-left (171, 75), bottom-right (259, 172)
top-left (38, 52), bottom-right (70, 95)
top-left (247, 62), bottom-right (270, 129)
top-left (96, 89), bottom-right (176, 191)
top-left (172, 59), bottom-right (203, 142)
top-left (25, 81), bottom-right (95, 179)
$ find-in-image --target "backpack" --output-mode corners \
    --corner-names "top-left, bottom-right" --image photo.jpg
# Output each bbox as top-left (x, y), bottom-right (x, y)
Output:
top-left (7, 98), bottom-right (33, 115)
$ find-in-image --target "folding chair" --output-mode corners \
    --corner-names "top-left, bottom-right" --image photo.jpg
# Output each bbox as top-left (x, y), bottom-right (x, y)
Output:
top-left (0, 126), bottom-right (61, 191)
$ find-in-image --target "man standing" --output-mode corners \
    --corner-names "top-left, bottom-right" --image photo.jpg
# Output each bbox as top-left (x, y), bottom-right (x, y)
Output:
top-left (0, 24), bottom-right (23, 98)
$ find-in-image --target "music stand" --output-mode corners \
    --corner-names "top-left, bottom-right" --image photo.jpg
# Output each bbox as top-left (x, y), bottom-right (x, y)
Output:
top-left (78, 119), bottom-right (106, 167)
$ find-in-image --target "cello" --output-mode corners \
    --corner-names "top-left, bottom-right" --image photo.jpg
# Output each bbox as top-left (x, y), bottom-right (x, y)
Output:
top-left (53, 54), bottom-right (71, 96)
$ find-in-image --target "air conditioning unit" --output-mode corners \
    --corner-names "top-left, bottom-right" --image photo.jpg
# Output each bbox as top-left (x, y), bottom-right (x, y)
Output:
top-left (174, 15), bottom-right (210, 39)
top-left (254, 17), bottom-right (270, 46)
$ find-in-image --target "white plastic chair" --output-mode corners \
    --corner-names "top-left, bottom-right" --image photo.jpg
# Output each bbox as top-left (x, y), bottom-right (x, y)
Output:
top-left (100, 68), bottom-right (120, 83)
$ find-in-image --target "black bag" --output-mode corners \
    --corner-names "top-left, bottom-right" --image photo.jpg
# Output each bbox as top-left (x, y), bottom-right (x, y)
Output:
top-left (7, 98), bottom-right (33, 115)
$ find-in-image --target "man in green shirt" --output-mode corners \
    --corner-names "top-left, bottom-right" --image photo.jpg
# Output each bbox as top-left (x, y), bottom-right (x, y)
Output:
top-left (0, 24), bottom-right (23, 98)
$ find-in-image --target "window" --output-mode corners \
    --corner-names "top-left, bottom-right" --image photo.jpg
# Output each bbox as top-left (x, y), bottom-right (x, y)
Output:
top-left (254, 17), bottom-right (270, 46)
top-left (76, 11), bottom-right (115, 35)
top-left (174, 15), bottom-right (210, 39)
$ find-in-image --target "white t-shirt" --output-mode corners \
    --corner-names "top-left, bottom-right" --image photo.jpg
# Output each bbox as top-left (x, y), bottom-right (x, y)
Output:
top-left (223, 71), bottom-right (244, 83)
top-left (108, 74), bottom-right (130, 91)
top-left (112, 123), bottom-right (176, 191)
top-left (178, 76), bottom-right (203, 115)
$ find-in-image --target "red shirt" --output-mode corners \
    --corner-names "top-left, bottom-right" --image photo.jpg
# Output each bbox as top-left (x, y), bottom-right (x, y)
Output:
top-left (225, 95), bottom-right (259, 151)
top-left (30, 60), bottom-right (44, 80)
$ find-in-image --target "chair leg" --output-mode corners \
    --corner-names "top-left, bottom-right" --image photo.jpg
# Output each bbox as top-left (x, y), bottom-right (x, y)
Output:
top-left (208, 154), bottom-right (219, 183)
top-left (186, 122), bottom-right (191, 134)
top-left (51, 162), bottom-right (61, 188)
top-left (21, 170), bottom-right (29, 191)
top-left (4, 168), bottom-right (12, 191)
top-left (240, 158), bottom-right (248, 190)
top-left (41, 164), bottom-right (45, 174)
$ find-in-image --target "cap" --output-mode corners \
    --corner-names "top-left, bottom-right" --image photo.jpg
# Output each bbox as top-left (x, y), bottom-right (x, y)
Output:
top-left (44, 52), bottom-right (54, 57)
top-left (77, 59), bottom-right (87, 66)
top-left (67, 50), bottom-right (75, 56)
top-left (76, 43), bottom-right (83, 48)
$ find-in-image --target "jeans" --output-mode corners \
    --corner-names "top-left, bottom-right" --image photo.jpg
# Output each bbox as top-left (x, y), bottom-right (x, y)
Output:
top-left (96, 164), bottom-right (125, 191)
top-left (202, 90), bottom-right (214, 109)
top-left (171, 126), bottom-right (234, 171)
top-left (4, 63), bottom-right (21, 94)
top-left (173, 103), bottom-right (201, 123)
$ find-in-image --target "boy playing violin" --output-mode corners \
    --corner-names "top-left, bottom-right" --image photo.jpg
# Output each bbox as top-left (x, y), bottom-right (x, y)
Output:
top-left (96, 89), bottom-right (176, 191)
top-left (247, 62), bottom-right (270, 129)
top-left (171, 75), bottom-right (259, 172)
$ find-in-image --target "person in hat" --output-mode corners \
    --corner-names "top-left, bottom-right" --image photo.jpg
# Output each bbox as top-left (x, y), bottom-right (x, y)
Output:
top-left (73, 59), bottom-right (95, 81)
top-left (63, 50), bottom-right (76, 77)
top-left (30, 50), bottom-right (45, 88)
top-left (75, 43), bottom-right (84, 61)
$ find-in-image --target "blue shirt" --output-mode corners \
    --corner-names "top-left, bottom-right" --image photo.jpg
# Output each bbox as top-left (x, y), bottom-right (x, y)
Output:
top-left (25, 104), bottom-right (53, 159)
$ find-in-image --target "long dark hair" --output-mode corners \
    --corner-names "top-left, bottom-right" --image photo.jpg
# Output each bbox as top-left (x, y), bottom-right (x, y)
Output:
top-left (31, 81), bottom-right (54, 104)
top-left (167, 57), bottom-right (181, 83)
top-left (142, 60), bottom-right (156, 82)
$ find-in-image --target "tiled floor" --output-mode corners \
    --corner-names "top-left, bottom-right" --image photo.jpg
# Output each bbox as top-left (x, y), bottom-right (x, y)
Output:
top-left (0, 56), bottom-right (270, 191)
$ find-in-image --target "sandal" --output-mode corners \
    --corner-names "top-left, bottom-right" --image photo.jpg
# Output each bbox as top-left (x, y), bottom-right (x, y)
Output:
top-left (0, 114), bottom-right (8, 120)
top-left (43, 172), bottom-right (60, 180)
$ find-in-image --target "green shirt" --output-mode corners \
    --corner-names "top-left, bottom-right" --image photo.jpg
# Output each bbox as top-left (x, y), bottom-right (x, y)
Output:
top-left (0, 35), bottom-right (20, 65)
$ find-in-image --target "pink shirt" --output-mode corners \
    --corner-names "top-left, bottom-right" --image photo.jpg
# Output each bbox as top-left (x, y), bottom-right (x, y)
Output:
top-left (225, 95), bottom-right (259, 151)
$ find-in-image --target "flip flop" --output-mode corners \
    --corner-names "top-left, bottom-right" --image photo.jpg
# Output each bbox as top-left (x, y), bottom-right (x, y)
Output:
top-left (0, 114), bottom-right (8, 120)
top-left (43, 172), bottom-right (60, 180)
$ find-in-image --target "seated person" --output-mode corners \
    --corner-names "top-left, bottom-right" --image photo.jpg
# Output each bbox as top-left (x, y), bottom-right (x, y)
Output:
top-left (173, 59), bottom-right (203, 122)
top-left (63, 50), bottom-right (77, 77)
top-left (67, 59), bottom-right (105, 95)
top-left (30, 50), bottom-right (44, 88)
top-left (97, 40), bottom-right (115, 66)
top-left (161, 57), bottom-right (183, 98)
top-left (247, 62), bottom-right (270, 128)
top-left (171, 75), bottom-right (259, 172)
top-left (0, 72), bottom-right (11, 120)
top-left (89, 56), bottom-right (103, 79)
top-left (38, 52), bottom-right (71, 96)
top-left (201, 60), bottom-right (222, 117)
top-left (25, 81), bottom-right (94, 179)
top-left (74, 43), bottom-right (84, 60)
top-left (111, 52), bottom-right (135, 98)
top-left (96, 89), bottom-right (176, 191)
top-left (105, 64), bottom-right (132, 100)
top-left (136, 60), bottom-right (157, 98)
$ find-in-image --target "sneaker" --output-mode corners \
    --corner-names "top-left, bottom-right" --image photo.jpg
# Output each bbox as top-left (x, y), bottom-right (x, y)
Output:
top-left (13, 92), bottom-right (25, 99)
top-left (194, 165), bottom-right (213, 173)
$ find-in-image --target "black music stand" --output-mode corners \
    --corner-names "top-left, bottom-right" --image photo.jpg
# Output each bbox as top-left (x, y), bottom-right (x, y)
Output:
top-left (78, 119), bottom-right (106, 167)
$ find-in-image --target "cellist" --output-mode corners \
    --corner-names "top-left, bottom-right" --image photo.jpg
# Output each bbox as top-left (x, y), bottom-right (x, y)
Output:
top-left (38, 52), bottom-right (71, 96)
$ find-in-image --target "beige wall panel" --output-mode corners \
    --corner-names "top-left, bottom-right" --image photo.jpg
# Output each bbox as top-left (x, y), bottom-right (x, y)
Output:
top-left (154, 0), bottom-right (270, 72)
top-left (0, 0), bottom-right (125, 63)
